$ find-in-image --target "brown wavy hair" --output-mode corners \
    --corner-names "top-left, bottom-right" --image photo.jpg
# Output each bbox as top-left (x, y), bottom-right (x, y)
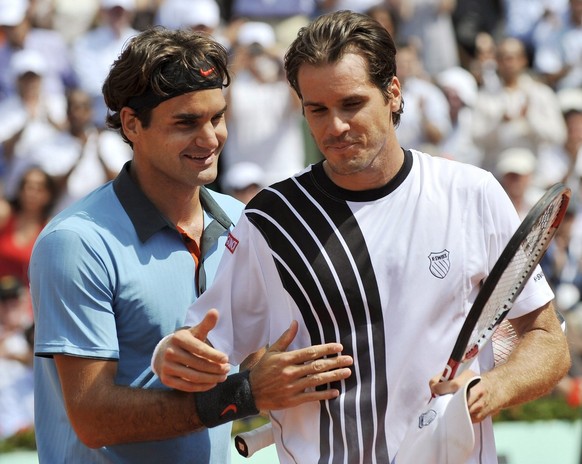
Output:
top-left (102, 27), bottom-right (231, 146)
top-left (284, 10), bottom-right (403, 126)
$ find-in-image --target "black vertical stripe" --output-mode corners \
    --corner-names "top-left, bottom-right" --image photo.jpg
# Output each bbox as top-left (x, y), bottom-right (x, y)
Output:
top-left (246, 167), bottom-right (391, 463)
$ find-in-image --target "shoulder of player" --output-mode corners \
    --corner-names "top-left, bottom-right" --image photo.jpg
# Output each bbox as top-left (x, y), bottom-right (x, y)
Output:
top-left (410, 150), bottom-right (498, 210)
top-left (411, 149), bottom-right (490, 180)
top-left (39, 183), bottom-right (119, 238)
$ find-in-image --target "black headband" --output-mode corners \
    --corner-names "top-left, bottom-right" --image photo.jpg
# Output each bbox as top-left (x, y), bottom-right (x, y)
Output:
top-left (127, 62), bottom-right (224, 111)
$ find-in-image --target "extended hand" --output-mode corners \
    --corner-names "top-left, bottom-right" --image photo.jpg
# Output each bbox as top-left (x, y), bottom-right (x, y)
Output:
top-left (154, 309), bottom-right (231, 392)
top-left (250, 321), bottom-right (353, 411)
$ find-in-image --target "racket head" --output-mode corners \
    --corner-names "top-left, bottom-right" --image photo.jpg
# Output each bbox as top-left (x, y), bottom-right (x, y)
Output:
top-left (443, 183), bottom-right (571, 381)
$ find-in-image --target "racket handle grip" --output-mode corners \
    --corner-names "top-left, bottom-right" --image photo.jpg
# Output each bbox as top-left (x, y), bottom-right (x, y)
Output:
top-left (234, 422), bottom-right (275, 458)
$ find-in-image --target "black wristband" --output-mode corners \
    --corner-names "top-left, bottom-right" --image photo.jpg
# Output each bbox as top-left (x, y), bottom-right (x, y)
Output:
top-left (195, 370), bottom-right (259, 428)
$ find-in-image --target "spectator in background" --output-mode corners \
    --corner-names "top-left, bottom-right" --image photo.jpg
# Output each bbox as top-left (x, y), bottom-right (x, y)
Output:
top-left (230, 0), bottom-right (317, 21)
top-left (365, 2), bottom-right (397, 37)
top-left (0, 49), bottom-right (66, 196)
top-left (434, 65), bottom-right (482, 165)
top-left (495, 147), bottom-right (539, 219)
top-left (394, 42), bottom-right (452, 155)
top-left (541, 204), bottom-right (582, 315)
top-left (71, 0), bottom-right (139, 128)
top-left (23, 88), bottom-right (132, 215)
top-left (0, 276), bottom-right (34, 440)
top-left (392, 0), bottom-right (460, 76)
top-left (154, 0), bottom-right (244, 53)
top-left (0, 166), bottom-right (57, 289)
top-left (451, 0), bottom-right (504, 70)
top-left (35, 0), bottom-right (101, 45)
top-left (471, 37), bottom-right (567, 173)
top-left (533, 0), bottom-right (582, 91)
top-left (0, 0), bottom-right (75, 103)
top-left (535, 88), bottom-right (582, 203)
top-left (155, 0), bottom-right (221, 35)
top-left (229, 0), bottom-right (316, 47)
top-left (0, 276), bottom-right (32, 338)
top-left (466, 31), bottom-right (500, 90)
top-left (502, 0), bottom-right (568, 64)
top-left (223, 21), bottom-right (306, 185)
top-left (221, 161), bottom-right (265, 205)
top-left (317, 0), bottom-right (384, 14)
top-left (540, 203), bottom-right (582, 407)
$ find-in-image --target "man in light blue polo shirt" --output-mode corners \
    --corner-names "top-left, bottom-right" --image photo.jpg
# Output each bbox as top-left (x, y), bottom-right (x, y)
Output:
top-left (29, 27), bottom-right (352, 464)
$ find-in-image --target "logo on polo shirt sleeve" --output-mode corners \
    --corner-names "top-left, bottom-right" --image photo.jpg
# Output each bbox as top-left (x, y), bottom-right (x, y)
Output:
top-left (226, 232), bottom-right (239, 253)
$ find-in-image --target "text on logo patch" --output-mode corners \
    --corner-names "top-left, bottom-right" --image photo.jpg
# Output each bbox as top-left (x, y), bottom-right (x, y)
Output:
top-left (226, 232), bottom-right (239, 253)
top-left (428, 249), bottom-right (450, 279)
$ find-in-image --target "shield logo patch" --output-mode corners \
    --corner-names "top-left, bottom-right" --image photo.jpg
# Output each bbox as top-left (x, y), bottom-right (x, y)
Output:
top-left (428, 250), bottom-right (450, 279)
top-left (418, 409), bottom-right (437, 428)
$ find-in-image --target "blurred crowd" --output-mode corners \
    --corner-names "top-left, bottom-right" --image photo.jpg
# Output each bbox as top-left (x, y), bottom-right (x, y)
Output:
top-left (1, 0), bottom-right (582, 440)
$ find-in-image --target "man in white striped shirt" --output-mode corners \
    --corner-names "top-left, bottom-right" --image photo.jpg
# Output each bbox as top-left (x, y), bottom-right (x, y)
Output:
top-left (153, 10), bottom-right (570, 464)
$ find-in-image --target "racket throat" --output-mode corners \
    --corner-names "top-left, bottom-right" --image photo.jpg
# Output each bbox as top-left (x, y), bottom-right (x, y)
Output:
top-left (441, 360), bottom-right (460, 382)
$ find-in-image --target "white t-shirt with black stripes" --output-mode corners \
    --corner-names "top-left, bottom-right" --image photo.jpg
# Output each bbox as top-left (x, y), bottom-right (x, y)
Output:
top-left (187, 149), bottom-right (554, 464)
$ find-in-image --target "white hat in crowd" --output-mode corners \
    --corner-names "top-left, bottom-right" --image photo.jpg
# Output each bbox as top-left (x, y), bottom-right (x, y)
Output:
top-left (156, 0), bottom-right (220, 30)
top-left (496, 148), bottom-right (537, 177)
top-left (10, 49), bottom-right (47, 77)
top-left (396, 376), bottom-right (480, 464)
top-left (0, 0), bottom-right (27, 27)
top-left (222, 162), bottom-right (265, 191)
top-left (435, 66), bottom-right (478, 107)
top-left (237, 21), bottom-right (276, 48)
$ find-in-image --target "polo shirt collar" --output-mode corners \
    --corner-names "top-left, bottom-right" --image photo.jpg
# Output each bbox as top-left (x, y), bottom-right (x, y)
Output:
top-left (113, 161), bottom-right (233, 243)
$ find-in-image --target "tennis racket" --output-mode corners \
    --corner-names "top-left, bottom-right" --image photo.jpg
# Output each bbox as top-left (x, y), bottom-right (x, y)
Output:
top-left (235, 422), bottom-right (275, 458)
top-left (441, 182), bottom-right (571, 382)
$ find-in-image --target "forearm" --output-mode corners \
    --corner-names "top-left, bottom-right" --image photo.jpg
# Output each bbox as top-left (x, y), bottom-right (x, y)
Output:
top-left (70, 384), bottom-right (202, 448)
top-left (55, 356), bottom-right (204, 448)
top-left (483, 308), bottom-right (570, 411)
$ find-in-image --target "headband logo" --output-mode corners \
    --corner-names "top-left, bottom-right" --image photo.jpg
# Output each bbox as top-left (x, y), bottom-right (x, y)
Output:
top-left (127, 64), bottom-right (222, 111)
top-left (200, 67), bottom-right (215, 77)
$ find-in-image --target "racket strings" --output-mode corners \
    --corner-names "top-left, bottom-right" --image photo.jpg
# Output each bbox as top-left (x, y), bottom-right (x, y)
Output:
top-left (466, 198), bottom-right (563, 357)
top-left (492, 319), bottom-right (519, 365)
top-left (474, 246), bottom-right (529, 337)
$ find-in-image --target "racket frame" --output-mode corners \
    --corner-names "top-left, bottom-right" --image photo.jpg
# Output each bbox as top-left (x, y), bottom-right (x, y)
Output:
top-left (441, 183), bottom-right (571, 381)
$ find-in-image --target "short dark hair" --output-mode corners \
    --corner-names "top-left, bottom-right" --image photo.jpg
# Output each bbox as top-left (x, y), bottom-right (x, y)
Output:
top-left (13, 166), bottom-right (57, 220)
top-left (284, 10), bottom-right (403, 125)
top-left (102, 27), bottom-right (231, 146)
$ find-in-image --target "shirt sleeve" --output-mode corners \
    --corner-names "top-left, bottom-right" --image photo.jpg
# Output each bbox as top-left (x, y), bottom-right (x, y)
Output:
top-left (184, 214), bottom-right (273, 365)
top-left (30, 228), bottom-right (119, 359)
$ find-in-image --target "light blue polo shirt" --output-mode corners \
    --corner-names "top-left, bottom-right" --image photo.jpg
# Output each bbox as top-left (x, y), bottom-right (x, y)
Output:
top-left (30, 161), bottom-right (244, 464)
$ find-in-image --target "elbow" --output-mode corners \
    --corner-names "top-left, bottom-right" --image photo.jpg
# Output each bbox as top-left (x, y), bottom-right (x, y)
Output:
top-left (559, 345), bottom-right (572, 380)
top-left (66, 409), bottom-right (110, 449)
top-left (81, 437), bottom-right (107, 450)
top-left (71, 421), bottom-right (108, 449)
top-left (550, 335), bottom-right (572, 385)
